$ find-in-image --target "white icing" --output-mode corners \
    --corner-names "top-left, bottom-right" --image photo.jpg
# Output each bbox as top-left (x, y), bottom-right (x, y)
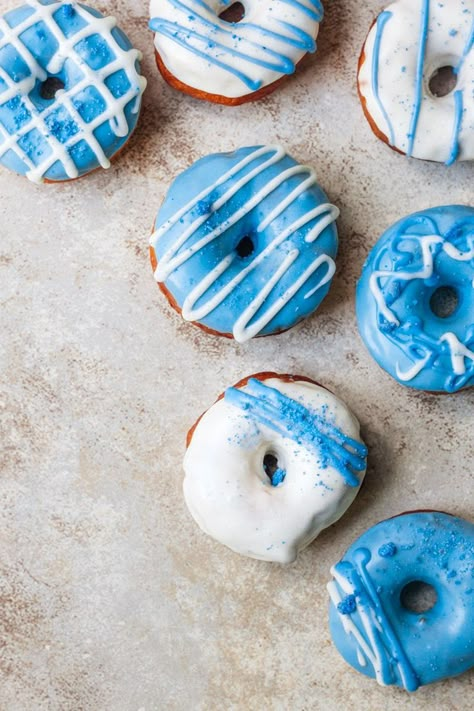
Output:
top-left (359, 0), bottom-right (474, 163)
top-left (151, 145), bottom-right (339, 343)
top-left (183, 377), bottom-right (366, 563)
top-left (0, 1), bottom-right (146, 182)
top-left (149, 0), bottom-right (322, 99)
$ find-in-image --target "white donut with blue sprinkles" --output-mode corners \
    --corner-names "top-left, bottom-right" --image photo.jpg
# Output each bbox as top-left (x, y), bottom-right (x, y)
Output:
top-left (356, 205), bottom-right (474, 393)
top-left (0, 0), bottom-right (146, 182)
top-left (358, 0), bottom-right (474, 164)
top-left (149, 145), bottom-right (339, 342)
top-left (149, 0), bottom-right (324, 103)
top-left (184, 373), bottom-right (367, 563)
top-left (328, 511), bottom-right (474, 690)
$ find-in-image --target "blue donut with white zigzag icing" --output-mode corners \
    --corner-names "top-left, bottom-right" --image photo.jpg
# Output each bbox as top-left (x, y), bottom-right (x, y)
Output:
top-left (328, 511), bottom-right (474, 691)
top-left (149, 0), bottom-right (324, 103)
top-left (356, 205), bottom-right (474, 393)
top-left (358, 0), bottom-right (474, 164)
top-left (0, 1), bottom-right (146, 182)
top-left (149, 145), bottom-right (339, 343)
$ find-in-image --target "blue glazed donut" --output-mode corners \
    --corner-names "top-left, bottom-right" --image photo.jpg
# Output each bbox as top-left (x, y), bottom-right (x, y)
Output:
top-left (328, 511), bottom-right (474, 691)
top-left (356, 205), bottom-right (474, 392)
top-left (149, 145), bottom-right (339, 343)
top-left (0, 0), bottom-right (146, 182)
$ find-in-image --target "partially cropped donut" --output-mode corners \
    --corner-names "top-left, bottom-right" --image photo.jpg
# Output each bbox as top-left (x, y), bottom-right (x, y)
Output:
top-left (148, 0), bottom-right (324, 104)
top-left (328, 511), bottom-right (474, 690)
top-left (356, 205), bottom-right (474, 393)
top-left (0, 0), bottom-right (146, 182)
top-left (183, 373), bottom-right (367, 563)
top-left (150, 145), bottom-right (339, 342)
top-left (358, 0), bottom-right (474, 164)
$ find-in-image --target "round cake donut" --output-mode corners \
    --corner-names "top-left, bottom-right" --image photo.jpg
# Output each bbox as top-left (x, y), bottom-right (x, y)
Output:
top-left (356, 205), bottom-right (474, 393)
top-left (149, 145), bottom-right (339, 343)
top-left (183, 372), bottom-right (367, 563)
top-left (148, 0), bottom-right (323, 104)
top-left (358, 0), bottom-right (474, 164)
top-left (0, 0), bottom-right (146, 183)
top-left (328, 511), bottom-right (474, 690)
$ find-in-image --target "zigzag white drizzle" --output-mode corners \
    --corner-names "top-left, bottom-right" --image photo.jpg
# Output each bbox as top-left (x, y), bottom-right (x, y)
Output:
top-left (0, 1), bottom-right (146, 182)
top-left (369, 233), bottom-right (474, 382)
top-left (150, 145), bottom-right (339, 342)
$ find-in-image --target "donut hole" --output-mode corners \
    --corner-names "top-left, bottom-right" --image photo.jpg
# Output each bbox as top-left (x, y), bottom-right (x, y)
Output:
top-left (401, 580), bottom-right (437, 613)
top-left (219, 2), bottom-right (245, 23)
top-left (236, 235), bottom-right (255, 258)
top-left (429, 285), bottom-right (459, 318)
top-left (263, 453), bottom-right (286, 487)
top-left (40, 76), bottom-right (65, 100)
top-left (428, 66), bottom-right (457, 98)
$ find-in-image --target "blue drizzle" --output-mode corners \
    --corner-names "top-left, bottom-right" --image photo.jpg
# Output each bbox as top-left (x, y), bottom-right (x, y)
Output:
top-left (446, 90), bottom-right (464, 166)
top-left (372, 11), bottom-right (395, 145)
top-left (149, 0), bottom-right (319, 90)
top-left (224, 378), bottom-right (367, 487)
top-left (407, 0), bottom-right (430, 156)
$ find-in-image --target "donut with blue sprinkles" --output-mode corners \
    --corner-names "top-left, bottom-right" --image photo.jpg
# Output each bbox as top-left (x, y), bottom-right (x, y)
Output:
top-left (328, 511), bottom-right (474, 691)
top-left (356, 205), bottom-right (474, 393)
top-left (0, 0), bottom-right (146, 182)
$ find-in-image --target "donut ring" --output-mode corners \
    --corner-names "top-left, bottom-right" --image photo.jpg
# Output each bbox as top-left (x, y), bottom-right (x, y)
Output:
top-left (0, 1), bottom-right (146, 183)
top-left (356, 205), bottom-right (474, 393)
top-left (149, 145), bottom-right (339, 343)
top-left (328, 511), bottom-right (474, 690)
top-left (148, 0), bottom-right (323, 104)
top-left (358, 0), bottom-right (474, 164)
top-left (183, 372), bottom-right (367, 563)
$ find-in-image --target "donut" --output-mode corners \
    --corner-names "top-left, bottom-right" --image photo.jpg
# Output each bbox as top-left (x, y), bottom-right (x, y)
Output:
top-left (0, 1), bottom-right (146, 183)
top-left (356, 205), bottom-right (474, 393)
top-left (328, 511), bottom-right (474, 690)
top-left (149, 145), bottom-right (339, 342)
top-left (358, 0), bottom-right (474, 164)
top-left (183, 372), bottom-right (367, 563)
top-left (148, 0), bottom-right (323, 105)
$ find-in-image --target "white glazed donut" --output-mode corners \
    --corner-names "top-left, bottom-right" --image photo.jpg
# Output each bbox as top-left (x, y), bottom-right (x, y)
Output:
top-left (148, 0), bottom-right (324, 103)
top-left (183, 373), bottom-right (368, 563)
top-left (358, 0), bottom-right (474, 164)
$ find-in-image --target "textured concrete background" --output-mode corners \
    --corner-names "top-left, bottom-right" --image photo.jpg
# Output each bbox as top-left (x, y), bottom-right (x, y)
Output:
top-left (1, 1), bottom-right (473, 709)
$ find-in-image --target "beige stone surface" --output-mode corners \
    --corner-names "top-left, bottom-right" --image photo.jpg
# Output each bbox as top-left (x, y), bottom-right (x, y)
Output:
top-left (1, 1), bottom-right (473, 709)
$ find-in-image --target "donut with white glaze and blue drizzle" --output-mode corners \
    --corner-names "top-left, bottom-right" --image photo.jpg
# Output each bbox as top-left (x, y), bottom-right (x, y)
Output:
top-left (356, 205), bottom-right (474, 393)
top-left (328, 511), bottom-right (474, 691)
top-left (149, 145), bottom-right (339, 343)
top-left (0, 0), bottom-right (146, 183)
top-left (184, 372), bottom-right (367, 563)
top-left (358, 0), bottom-right (474, 164)
top-left (148, 0), bottom-right (324, 104)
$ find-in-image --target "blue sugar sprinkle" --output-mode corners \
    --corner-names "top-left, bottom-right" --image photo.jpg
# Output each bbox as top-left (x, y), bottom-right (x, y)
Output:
top-left (379, 542), bottom-right (397, 558)
top-left (337, 594), bottom-right (357, 615)
top-left (271, 468), bottom-right (286, 486)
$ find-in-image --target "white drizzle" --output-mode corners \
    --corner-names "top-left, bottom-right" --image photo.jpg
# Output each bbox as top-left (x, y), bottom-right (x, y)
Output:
top-left (151, 145), bottom-right (339, 343)
top-left (0, 1), bottom-right (146, 182)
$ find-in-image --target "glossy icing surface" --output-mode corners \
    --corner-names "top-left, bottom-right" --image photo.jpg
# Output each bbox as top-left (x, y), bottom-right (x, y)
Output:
top-left (150, 145), bottom-right (339, 342)
top-left (183, 375), bottom-right (367, 563)
top-left (328, 512), bottom-right (474, 690)
top-left (149, 0), bottom-right (322, 99)
top-left (356, 205), bottom-right (474, 392)
top-left (0, 0), bottom-right (146, 182)
top-left (358, 0), bottom-right (474, 164)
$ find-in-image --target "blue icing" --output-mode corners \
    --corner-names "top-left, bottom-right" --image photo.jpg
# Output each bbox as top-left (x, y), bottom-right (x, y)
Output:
top-left (356, 205), bottom-right (474, 393)
top-left (0, 0), bottom-right (145, 182)
top-left (224, 378), bottom-right (367, 487)
top-left (328, 512), bottom-right (474, 690)
top-left (407, 0), bottom-right (430, 157)
top-left (151, 145), bottom-right (339, 340)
